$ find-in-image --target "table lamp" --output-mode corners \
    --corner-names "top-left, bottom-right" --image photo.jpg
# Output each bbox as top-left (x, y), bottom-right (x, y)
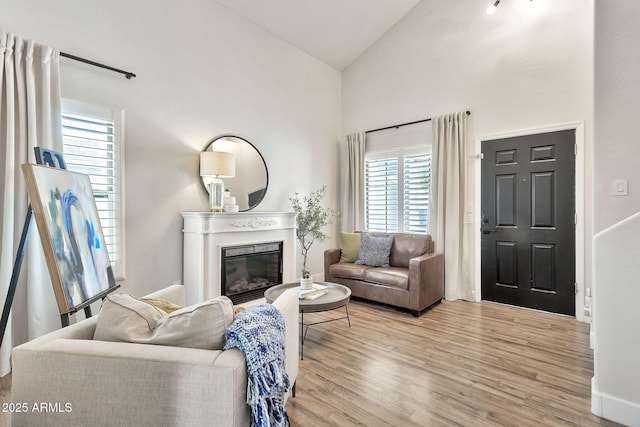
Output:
top-left (200, 151), bottom-right (235, 212)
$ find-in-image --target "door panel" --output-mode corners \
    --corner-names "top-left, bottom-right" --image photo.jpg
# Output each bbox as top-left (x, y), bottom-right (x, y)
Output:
top-left (531, 243), bottom-right (555, 292)
top-left (481, 130), bottom-right (575, 315)
top-left (531, 172), bottom-right (555, 227)
top-left (496, 241), bottom-right (517, 286)
top-left (496, 175), bottom-right (517, 226)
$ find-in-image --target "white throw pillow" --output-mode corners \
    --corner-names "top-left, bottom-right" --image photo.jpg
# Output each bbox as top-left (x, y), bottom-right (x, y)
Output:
top-left (94, 293), bottom-right (234, 350)
top-left (93, 293), bottom-right (166, 343)
top-left (150, 296), bottom-right (234, 350)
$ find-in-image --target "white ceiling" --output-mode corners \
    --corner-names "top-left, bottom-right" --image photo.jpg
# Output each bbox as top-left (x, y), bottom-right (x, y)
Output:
top-left (213, 0), bottom-right (422, 71)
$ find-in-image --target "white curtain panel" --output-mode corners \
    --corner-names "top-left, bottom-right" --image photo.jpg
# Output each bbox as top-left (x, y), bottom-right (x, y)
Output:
top-left (431, 112), bottom-right (473, 301)
top-left (0, 30), bottom-right (63, 376)
top-left (340, 132), bottom-right (366, 232)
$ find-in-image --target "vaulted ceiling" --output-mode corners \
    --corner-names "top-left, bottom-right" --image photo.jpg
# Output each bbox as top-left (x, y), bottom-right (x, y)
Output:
top-left (213, 0), bottom-right (422, 71)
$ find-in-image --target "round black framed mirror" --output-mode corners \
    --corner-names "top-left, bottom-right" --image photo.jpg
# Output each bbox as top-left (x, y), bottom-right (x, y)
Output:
top-left (201, 135), bottom-right (268, 211)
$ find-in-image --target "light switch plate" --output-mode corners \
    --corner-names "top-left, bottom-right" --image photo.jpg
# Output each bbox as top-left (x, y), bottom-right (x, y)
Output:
top-left (613, 179), bottom-right (628, 196)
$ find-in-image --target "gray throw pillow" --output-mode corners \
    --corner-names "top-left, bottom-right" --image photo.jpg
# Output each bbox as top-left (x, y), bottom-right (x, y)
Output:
top-left (356, 233), bottom-right (393, 267)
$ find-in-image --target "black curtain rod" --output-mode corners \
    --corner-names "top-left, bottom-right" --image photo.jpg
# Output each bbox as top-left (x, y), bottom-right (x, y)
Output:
top-left (60, 52), bottom-right (136, 79)
top-left (365, 110), bottom-right (471, 134)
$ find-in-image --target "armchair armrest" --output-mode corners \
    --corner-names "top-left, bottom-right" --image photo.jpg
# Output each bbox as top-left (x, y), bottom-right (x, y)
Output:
top-left (11, 340), bottom-right (249, 426)
top-left (271, 288), bottom-right (299, 391)
top-left (409, 252), bottom-right (445, 312)
top-left (143, 284), bottom-right (186, 306)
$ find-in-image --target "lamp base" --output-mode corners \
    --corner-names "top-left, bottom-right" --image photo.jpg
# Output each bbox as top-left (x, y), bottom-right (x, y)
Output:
top-left (209, 177), bottom-right (225, 212)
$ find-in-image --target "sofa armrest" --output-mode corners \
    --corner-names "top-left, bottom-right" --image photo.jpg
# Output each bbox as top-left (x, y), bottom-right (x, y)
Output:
top-left (11, 339), bottom-right (249, 426)
top-left (409, 252), bottom-right (445, 311)
top-left (324, 248), bottom-right (341, 280)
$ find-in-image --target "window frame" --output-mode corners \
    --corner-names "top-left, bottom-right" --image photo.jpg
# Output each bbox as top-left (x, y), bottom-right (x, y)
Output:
top-left (61, 98), bottom-right (126, 281)
top-left (364, 146), bottom-right (431, 234)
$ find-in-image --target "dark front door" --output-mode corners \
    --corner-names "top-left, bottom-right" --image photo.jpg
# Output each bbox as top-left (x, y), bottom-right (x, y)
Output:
top-left (481, 130), bottom-right (575, 316)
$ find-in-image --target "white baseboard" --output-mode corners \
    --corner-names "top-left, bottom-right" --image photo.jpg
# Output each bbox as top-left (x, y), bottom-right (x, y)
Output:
top-left (592, 378), bottom-right (640, 426)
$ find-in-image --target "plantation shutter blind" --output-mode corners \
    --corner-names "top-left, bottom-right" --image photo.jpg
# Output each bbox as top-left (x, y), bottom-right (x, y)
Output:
top-left (403, 153), bottom-right (431, 233)
top-left (62, 112), bottom-right (122, 277)
top-left (364, 148), bottom-right (431, 234)
top-left (365, 156), bottom-right (399, 232)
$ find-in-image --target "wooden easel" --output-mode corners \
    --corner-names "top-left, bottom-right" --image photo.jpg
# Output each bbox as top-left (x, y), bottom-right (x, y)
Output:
top-left (0, 147), bottom-right (119, 347)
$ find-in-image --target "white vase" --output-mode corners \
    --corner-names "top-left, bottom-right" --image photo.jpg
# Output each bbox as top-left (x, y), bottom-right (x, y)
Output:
top-left (300, 277), bottom-right (313, 290)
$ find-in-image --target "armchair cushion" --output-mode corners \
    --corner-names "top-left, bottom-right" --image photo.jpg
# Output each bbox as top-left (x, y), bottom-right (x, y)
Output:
top-left (94, 293), bottom-right (234, 350)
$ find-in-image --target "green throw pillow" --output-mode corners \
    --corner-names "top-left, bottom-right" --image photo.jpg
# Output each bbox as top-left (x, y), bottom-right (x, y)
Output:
top-left (339, 231), bottom-right (361, 263)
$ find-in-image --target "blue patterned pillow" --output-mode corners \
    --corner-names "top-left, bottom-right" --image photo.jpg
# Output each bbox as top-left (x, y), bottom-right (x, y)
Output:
top-left (355, 233), bottom-right (393, 267)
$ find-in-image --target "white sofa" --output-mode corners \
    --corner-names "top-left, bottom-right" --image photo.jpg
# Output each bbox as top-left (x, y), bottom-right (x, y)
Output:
top-left (10, 285), bottom-right (299, 427)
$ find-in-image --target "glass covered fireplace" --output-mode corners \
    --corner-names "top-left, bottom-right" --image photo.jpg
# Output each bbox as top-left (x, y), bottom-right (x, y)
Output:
top-left (221, 241), bottom-right (283, 304)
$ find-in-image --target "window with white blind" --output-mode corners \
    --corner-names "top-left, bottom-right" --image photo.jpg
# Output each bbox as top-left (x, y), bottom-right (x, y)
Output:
top-left (365, 148), bottom-right (431, 234)
top-left (61, 99), bottom-right (125, 280)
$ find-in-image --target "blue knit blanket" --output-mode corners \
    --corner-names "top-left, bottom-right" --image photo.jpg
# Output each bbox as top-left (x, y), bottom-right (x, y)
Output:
top-left (224, 304), bottom-right (290, 427)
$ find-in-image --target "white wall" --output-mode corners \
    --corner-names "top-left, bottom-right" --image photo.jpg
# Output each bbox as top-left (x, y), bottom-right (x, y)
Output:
top-left (592, 213), bottom-right (640, 425)
top-left (1, 0), bottom-right (342, 297)
top-left (592, 1), bottom-right (640, 424)
top-left (594, 0), bottom-right (640, 232)
top-left (343, 0), bottom-right (594, 302)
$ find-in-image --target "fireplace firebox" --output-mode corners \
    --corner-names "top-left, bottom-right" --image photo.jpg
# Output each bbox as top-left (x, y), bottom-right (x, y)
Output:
top-left (221, 241), bottom-right (283, 304)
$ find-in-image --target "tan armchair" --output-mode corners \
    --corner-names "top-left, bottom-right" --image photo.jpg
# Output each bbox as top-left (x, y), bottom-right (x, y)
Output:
top-left (10, 285), bottom-right (299, 427)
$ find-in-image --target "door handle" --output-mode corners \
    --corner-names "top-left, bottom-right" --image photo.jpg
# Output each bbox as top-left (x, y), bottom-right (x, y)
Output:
top-left (481, 214), bottom-right (494, 234)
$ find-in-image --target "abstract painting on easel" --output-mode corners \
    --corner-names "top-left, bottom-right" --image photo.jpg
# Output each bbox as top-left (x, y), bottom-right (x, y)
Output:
top-left (22, 163), bottom-right (116, 315)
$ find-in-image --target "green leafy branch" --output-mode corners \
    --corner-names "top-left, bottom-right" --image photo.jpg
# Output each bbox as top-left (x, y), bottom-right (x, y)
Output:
top-left (289, 186), bottom-right (338, 278)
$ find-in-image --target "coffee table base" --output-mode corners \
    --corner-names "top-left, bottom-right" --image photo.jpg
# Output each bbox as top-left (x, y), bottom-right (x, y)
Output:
top-left (300, 304), bottom-right (351, 360)
top-left (264, 282), bottom-right (352, 360)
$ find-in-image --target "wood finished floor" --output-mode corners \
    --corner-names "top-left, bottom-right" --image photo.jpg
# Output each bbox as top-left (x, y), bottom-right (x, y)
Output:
top-left (0, 301), bottom-right (622, 427)
top-left (0, 373), bottom-right (9, 427)
top-left (286, 299), bottom-right (621, 427)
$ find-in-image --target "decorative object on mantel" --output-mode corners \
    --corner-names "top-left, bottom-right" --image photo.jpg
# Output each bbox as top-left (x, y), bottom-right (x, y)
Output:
top-left (200, 151), bottom-right (235, 212)
top-left (223, 189), bottom-right (240, 212)
top-left (289, 186), bottom-right (338, 290)
top-left (201, 135), bottom-right (268, 211)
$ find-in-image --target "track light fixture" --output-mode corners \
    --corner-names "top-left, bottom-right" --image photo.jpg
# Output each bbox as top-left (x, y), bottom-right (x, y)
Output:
top-left (486, 0), bottom-right (500, 15)
top-left (486, 0), bottom-right (533, 15)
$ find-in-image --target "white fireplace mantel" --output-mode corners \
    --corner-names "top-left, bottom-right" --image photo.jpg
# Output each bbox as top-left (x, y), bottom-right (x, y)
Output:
top-left (181, 211), bottom-right (297, 305)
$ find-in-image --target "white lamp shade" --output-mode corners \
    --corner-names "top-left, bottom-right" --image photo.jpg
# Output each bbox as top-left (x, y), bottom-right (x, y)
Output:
top-left (200, 151), bottom-right (235, 177)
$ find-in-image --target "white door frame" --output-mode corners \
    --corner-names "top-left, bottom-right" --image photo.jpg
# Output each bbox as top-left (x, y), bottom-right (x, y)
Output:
top-left (473, 121), bottom-right (585, 321)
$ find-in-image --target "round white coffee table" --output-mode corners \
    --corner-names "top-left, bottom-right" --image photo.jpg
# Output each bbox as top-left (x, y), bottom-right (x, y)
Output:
top-left (265, 281), bottom-right (351, 359)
